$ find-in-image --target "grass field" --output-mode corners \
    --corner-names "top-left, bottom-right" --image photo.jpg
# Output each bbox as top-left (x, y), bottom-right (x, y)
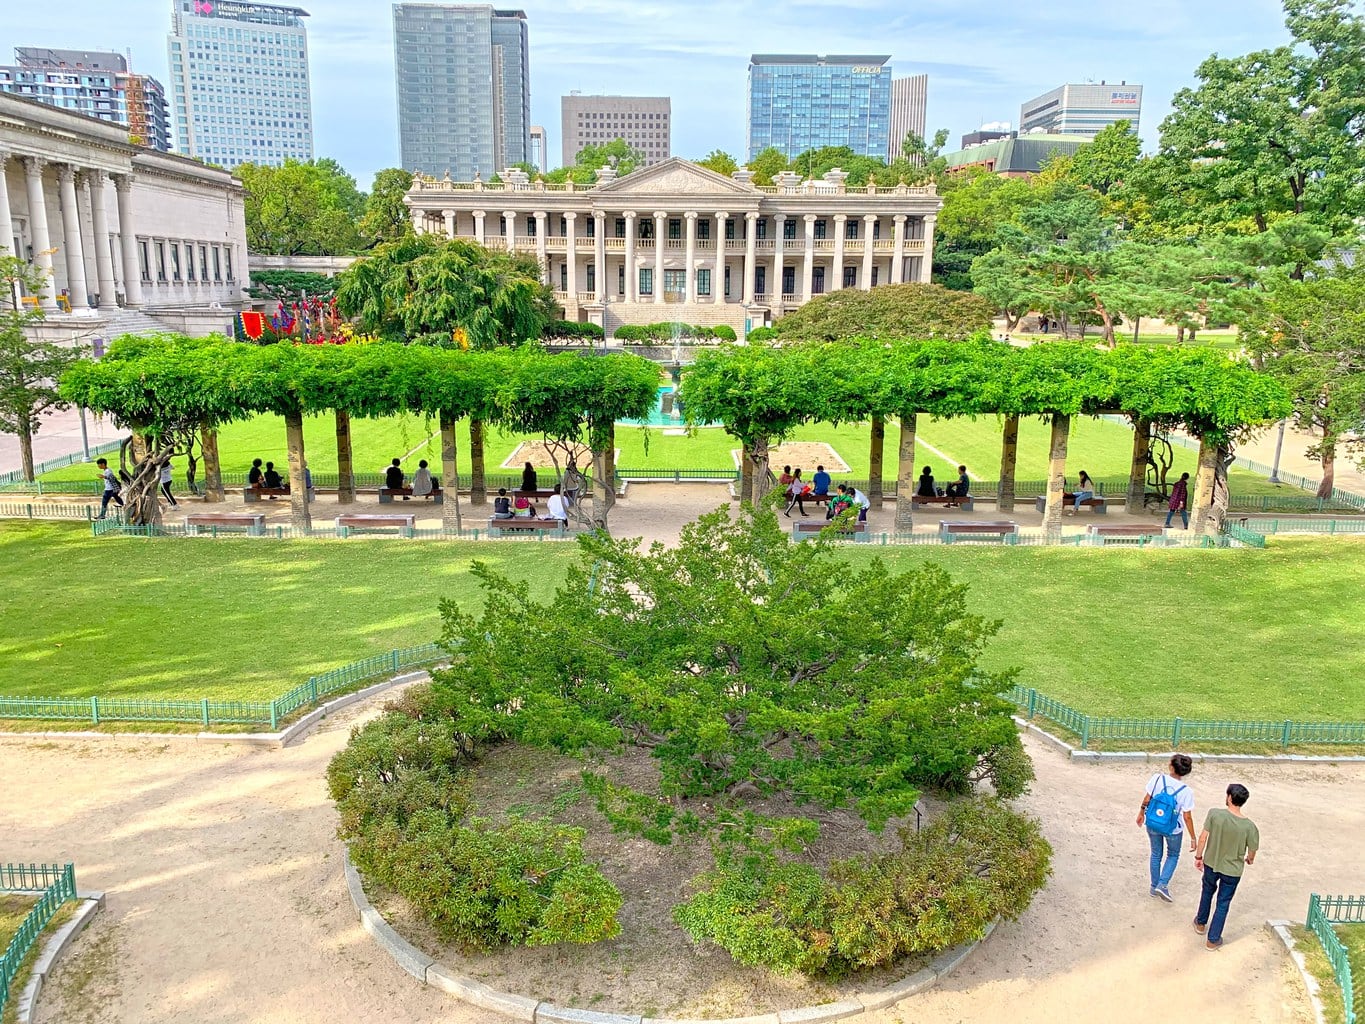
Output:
top-left (1291, 922), bottom-right (1364, 1024)
top-left (2, 523), bottom-right (1363, 724)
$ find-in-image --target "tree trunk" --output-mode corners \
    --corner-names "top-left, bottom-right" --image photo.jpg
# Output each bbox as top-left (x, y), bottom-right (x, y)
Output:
top-left (1099, 308), bottom-right (1116, 347)
top-left (894, 412), bottom-right (918, 530)
top-left (998, 415), bottom-right (1019, 512)
top-left (1042, 413), bottom-right (1070, 536)
top-left (1189, 435), bottom-right (1219, 535)
top-left (201, 426), bottom-right (224, 502)
top-left (868, 415), bottom-right (886, 508)
top-left (124, 447), bottom-right (168, 526)
top-left (1212, 445), bottom-right (1231, 531)
top-left (440, 412), bottom-right (462, 533)
top-left (1132, 317), bottom-right (1141, 344)
top-left (1176, 325), bottom-right (1186, 344)
top-left (336, 410), bottom-right (355, 505)
top-left (1317, 446), bottom-right (1336, 499)
top-left (592, 422), bottom-right (615, 531)
top-left (751, 436), bottom-right (773, 502)
top-left (738, 445), bottom-right (753, 503)
top-left (131, 432), bottom-right (148, 464)
top-left (18, 418), bottom-right (34, 483)
top-left (469, 418), bottom-right (487, 505)
top-left (1126, 417), bottom-right (1151, 515)
top-left (284, 410), bottom-right (311, 531)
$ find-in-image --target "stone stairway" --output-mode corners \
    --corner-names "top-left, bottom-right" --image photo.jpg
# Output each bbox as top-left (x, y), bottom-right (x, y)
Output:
top-left (99, 308), bottom-right (181, 338)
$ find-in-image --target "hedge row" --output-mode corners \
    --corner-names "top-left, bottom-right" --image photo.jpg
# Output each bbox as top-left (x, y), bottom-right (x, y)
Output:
top-left (614, 322), bottom-right (737, 343)
top-left (542, 319), bottom-right (605, 340)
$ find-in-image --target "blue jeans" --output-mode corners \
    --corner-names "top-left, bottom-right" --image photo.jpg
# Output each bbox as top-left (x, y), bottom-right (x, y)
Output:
top-left (1074, 489), bottom-right (1094, 509)
top-left (1165, 507), bottom-right (1189, 528)
top-left (1195, 866), bottom-right (1242, 943)
top-left (99, 490), bottom-right (123, 516)
top-left (1147, 828), bottom-right (1181, 889)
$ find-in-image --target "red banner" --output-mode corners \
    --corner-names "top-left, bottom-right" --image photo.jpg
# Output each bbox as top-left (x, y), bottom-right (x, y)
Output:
top-left (240, 310), bottom-right (265, 340)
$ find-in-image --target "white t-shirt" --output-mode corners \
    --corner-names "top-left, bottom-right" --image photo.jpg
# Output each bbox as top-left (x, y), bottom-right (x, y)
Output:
top-left (852, 488), bottom-right (870, 509)
top-left (547, 493), bottom-right (569, 521)
top-left (160, 464), bottom-right (173, 484)
top-left (1145, 773), bottom-right (1195, 834)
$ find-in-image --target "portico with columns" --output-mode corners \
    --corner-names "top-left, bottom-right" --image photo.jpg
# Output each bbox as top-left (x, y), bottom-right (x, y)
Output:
top-left (405, 158), bottom-right (942, 334)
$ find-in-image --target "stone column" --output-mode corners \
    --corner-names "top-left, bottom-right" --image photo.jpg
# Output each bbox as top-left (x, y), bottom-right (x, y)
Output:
top-left (1042, 413), bottom-right (1071, 537)
top-left (409, 208), bottom-right (425, 234)
top-left (113, 174), bottom-right (142, 308)
top-left (23, 158), bottom-right (58, 310)
top-left (77, 174), bottom-right (99, 304)
top-left (861, 214), bottom-right (876, 291)
top-left (86, 171), bottom-right (118, 310)
top-left (683, 212), bottom-right (697, 303)
top-left (0, 151), bottom-right (15, 260)
top-left (998, 415), bottom-right (1020, 513)
top-left (534, 210), bottom-right (548, 284)
top-left (624, 211), bottom-right (637, 302)
top-left (773, 214), bottom-right (786, 307)
top-left (57, 165), bottom-right (90, 308)
top-left (442, 209), bottom-right (456, 238)
top-left (801, 214), bottom-right (816, 302)
top-left (891, 214), bottom-right (907, 285)
top-left (502, 210), bottom-right (516, 250)
top-left (832, 214), bottom-right (846, 291)
top-left (653, 211), bottom-right (666, 305)
top-left (473, 209), bottom-right (486, 245)
top-left (713, 211), bottom-right (727, 304)
top-left (743, 212), bottom-right (757, 305)
top-left (920, 214), bottom-right (937, 283)
top-left (594, 212), bottom-right (606, 302)
top-left (564, 212), bottom-right (578, 299)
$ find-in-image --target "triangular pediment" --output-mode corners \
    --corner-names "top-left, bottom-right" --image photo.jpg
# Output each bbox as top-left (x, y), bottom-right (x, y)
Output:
top-left (593, 158), bottom-right (757, 197)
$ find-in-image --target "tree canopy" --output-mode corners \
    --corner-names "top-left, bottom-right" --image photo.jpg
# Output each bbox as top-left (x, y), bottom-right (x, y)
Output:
top-left (236, 158), bottom-right (366, 256)
top-left (770, 283), bottom-right (993, 343)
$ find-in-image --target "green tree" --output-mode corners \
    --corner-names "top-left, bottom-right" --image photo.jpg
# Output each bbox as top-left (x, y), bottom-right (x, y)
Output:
top-left (900, 128), bottom-right (951, 176)
top-left (236, 158), bottom-right (366, 255)
top-left (1068, 121), bottom-right (1141, 196)
top-left (748, 146), bottom-right (790, 186)
top-left (935, 169), bottom-right (1037, 289)
top-left (772, 282), bottom-right (993, 342)
top-left (0, 255), bottom-right (82, 481)
top-left (695, 149), bottom-right (738, 176)
top-left (245, 269), bottom-right (338, 304)
top-left (545, 138), bottom-right (645, 184)
top-left (359, 167), bottom-right (415, 246)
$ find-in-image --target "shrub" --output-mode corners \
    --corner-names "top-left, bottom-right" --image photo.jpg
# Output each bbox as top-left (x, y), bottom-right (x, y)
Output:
top-left (772, 283), bottom-right (993, 342)
top-left (746, 326), bottom-right (779, 343)
top-left (542, 319), bottom-right (604, 340)
top-left (614, 324), bottom-right (649, 342)
top-left (711, 324), bottom-right (738, 341)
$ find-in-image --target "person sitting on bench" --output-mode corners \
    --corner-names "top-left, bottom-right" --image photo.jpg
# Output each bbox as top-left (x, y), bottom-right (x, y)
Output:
top-left (412, 460), bottom-right (435, 498)
top-left (492, 487), bottom-right (514, 519)
top-left (385, 458), bottom-right (405, 495)
top-left (521, 461), bottom-right (538, 493)
top-left (945, 465), bottom-right (971, 506)
top-left (917, 465), bottom-right (938, 497)
top-left (812, 465), bottom-right (832, 499)
top-left (248, 458), bottom-right (264, 487)
top-left (513, 493), bottom-right (537, 517)
top-left (262, 461), bottom-right (284, 491)
top-left (1072, 470), bottom-right (1096, 512)
top-left (827, 484), bottom-right (855, 520)
top-left (547, 485), bottom-right (570, 526)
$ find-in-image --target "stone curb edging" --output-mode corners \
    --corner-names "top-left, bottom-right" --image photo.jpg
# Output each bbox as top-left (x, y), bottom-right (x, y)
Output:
top-left (1013, 717), bottom-right (1365, 765)
top-left (0, 669), bottom-right (439, 750)
top-left (342, 847), bottom-right (996, 1024)
top-left (14, 891), bottom-right (105, 1024)
top-left (1267, 919), bottom-right (1328, 1024)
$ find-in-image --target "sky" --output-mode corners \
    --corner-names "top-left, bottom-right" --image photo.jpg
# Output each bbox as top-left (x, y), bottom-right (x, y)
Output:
top-left (4, 0), bottom-right (1295, 188)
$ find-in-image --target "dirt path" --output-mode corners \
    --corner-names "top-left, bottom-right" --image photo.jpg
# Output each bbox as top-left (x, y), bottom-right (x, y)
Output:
top-left (3, 712), bottom-right (1357, 1023)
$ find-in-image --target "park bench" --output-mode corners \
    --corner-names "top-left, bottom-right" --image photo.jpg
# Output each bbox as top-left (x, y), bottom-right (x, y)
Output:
top-left (510, 488), bottom-right (559, 500)
top-left (911, 493), bottom-right (975, 512)
top-left (1086, 523), bottom-right (1168, 546)
top-left (486, 516), bottom-right (565, 536)
top-left (379, 486), bottom-right (443, 504)
top-left (185, 512), bottom-right (266, 536)
top-left (335, 513), bottom-right (416, 537)
top-left (940, 520), bottom-right (1018, 543)
top-left (791, 519), bottom-right (869, 542)
top-left (244, 484), bottom-right (290, 502)
top-left (1033, 493), bottom-right (1107, 514)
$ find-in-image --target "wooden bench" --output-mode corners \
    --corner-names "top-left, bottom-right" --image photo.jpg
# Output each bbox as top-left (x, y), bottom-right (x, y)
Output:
top-left (509, 488), bottom-right (559, 500)
top-left (379, 486), bottom-right (443, 504)
top-left (791, 519), bottom-right (869, 542)
top-left (911, 493), bottom-right (975, 512)
top-left (487, 516), bottom-right (565, 535)
top-left (186, 512), bottom-right (266, 536)
top-left (940, 520), bottom-right (1018, 543)
top-left (1086, 524), bottom-right (1168, 546)
top-left (335, 513), bottom-right (416, 537)
top-left (243, 484), bottom-right (290, 502)
top-left (1033, 494), bottom-right (1107, 514)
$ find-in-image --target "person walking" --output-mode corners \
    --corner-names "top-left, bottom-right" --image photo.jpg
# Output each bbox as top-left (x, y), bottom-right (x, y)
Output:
top-left (562, 460), bottom-right (583, 506)
top-left (1166, 472), bottom-right (1190, 529)
top-left (784, 468), bottom-right (811, 517)
top-left (159, 460), bottom-right (179, 508)
top-left (1193, 784), bottom-right (1259, 950)
top-left (95, 458), bottom-right (124, 519)
top-left (1136, 754), bottom-right (1196, 901)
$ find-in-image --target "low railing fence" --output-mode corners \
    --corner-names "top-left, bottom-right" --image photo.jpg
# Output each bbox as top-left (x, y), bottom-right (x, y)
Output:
top-left (1008, 685), bottom-right (1365, 751)
top-left (0, 862), bottom-right (78, 1014)
top-left (1306, 893), bottom-right (1362, 1024)
top-left (0, 643), bottom-right (446, 731)
top-left (0, 438), bottom-right (124, 487)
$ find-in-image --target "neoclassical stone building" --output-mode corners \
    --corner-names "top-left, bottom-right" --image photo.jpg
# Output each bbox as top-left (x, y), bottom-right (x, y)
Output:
top-left (0, 92), bottom-right (248, 338)
top-left (403, 158), bottom-right (941, 332)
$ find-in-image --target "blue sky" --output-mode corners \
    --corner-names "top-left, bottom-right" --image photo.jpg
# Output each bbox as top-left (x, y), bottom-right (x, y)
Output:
top-left (5, 0), bottom-right (1293, 188)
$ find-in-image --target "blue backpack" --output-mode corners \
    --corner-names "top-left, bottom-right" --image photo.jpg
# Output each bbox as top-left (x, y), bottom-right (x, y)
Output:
top-left (1145, 776), bottom-right (1187, 835)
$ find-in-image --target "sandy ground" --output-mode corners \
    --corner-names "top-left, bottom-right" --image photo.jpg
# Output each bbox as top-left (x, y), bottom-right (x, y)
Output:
top-left (2, 704), bottom-right (1357, 1024)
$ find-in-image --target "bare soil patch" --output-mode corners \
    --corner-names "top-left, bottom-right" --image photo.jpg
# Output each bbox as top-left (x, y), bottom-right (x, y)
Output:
top-left (502, 441), bottom-right (614, 470)
top-left (730, 442), bottom-right (850, 473)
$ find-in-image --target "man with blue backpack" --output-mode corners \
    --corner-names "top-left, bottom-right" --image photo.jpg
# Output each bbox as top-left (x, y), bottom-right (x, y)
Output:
top-left (1136, 754), bottom-right (1197, 901)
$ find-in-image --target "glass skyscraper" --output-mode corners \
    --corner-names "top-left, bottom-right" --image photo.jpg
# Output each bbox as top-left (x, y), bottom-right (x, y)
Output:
top-left (166, 0), bottom-right (315, 168)
top-left (747, 55), bottom-right (892, 162)
top-left (393, 4), bottom-right (530, 180)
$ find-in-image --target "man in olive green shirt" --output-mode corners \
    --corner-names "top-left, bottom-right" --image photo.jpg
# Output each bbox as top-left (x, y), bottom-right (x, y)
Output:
top-left (1193, 783), bottom-right (1260, 950)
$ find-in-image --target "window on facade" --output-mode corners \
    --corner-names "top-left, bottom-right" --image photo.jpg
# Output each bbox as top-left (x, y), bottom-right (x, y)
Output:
top-left (725, 218), bottom-right (736, 240)
top-left (618, 265), bottom-right (625, 294)
top-left (756, 218), bottom-right (767, 239)
top-left (782, 267), bottom-right (796, 295)
top-left (615, 217), bottom-right (625, 238)
top-left (813, 267), bottom-right (826, 294)
top-left (639, 220), bottom-right (654, 240)
top-left (155, 242), bottom-right (167, 282)
top-left (169, 244), bottom-right (182, 281)
top-left (559, 216), bottom-right (566, 236)
top-left (755, 266), bottom-right (766, 295)
top-left (667, 219), bottom-right (681, 240)
top-left (559, 264), bottom-right (567, 291)
top-left (871, 267), bottom-right (879, 286)
top-left (696, 269), bottom-right (711, 296)
top-left (585, 218), bottom-right (595, 238)
top-left (200, 245), bottom-right (209, 280)
top-left (527, 218), bottom-right (537, 237)
top-left (814, 219), bottom-right (827, 240)
top-left (212, 247), bottom-right (222, 281)
top-left (872, 221), bottom-right (881, 240)
top-left (845, 220), bottom-right (858, 239)
top-left (186, 244), bottom-right (196, 281)
top-left (843, 266), bottom-right (858, 288)
top-left (724, 266), bottom-right (731, 296)
top-left (638, 268), bottom-right (654, 295)
top-left (782, 219), bottom-right (797, 241)
top-left (663, 269), bottom-right (686, 294)
top-left (225, 248), bottom-right (233, 282)
top-left (696, 220), bottom-right (710, 241)
top-left (138, 240), bottom-right (150, 282)
top-left (586, 265), bottom-right (595, 292)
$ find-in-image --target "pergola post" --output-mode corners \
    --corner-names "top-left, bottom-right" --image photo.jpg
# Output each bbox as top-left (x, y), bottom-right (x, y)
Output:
top-left (894, 412), bottom-right (918, 531)
top-left (592, 422), bottom-right (615, 530)
top-left (469, 418), bottom-right (488, 505)
top-left (868, 415), bottom-right (885, 507)
top-left (998, 415), bottom-right (1019, 513)
top-left (440, 411), bottom-right (462, 533)
top-left (1042, 413), bottom-right (1071, 535)
top-left (200, 425), bottom-right (224, 503)
top-left (284, 410), bottom-right (312, 531)
top-left (751, 435), bottom-right (772, 502)
top-left (1189, 435), bottom-right (1220, 534)
top-left (1126, 416), bottom-right (1151, 516)
top-left (335, 410), bottom-right (355, 505)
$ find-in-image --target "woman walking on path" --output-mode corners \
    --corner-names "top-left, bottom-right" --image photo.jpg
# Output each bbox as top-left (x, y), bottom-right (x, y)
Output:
top-left (1166, 472), bottom-right (1190, 529)
top-left (1137, 754), bottom-right (1196, 902)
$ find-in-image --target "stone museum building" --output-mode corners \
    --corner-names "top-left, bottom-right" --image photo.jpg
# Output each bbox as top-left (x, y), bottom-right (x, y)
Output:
top-left (403, 157), bottom-right (941, 333)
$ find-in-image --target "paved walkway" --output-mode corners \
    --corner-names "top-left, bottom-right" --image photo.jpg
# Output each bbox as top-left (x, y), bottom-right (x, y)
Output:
top-left (0, 408), bottom-right (124, 477)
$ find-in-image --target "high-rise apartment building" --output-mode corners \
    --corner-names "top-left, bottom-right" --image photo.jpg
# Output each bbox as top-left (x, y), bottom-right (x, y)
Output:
top-left (1018, 82), bottom-right (1142, 138)
top-left (0, 48), bottom-right (172, 152)
top-left (561, 95), bottom-right (670, 167)
top-left (887, 73), bottom-right (927, 161)
top-left (166, 0), bottom-right (315, 168)
top-left (393, 4), bottom-right (530, 180)
top-left (747, 54), bottom-right (891, 162)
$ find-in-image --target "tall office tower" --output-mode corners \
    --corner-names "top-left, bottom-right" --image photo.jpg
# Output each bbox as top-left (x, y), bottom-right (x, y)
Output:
top-left (393, 4), bottom-right (530, 180)
top-left (166, 0), bottom-right (315, 167)
top-left (561, 94), bottom-right (670, 167)
top-left (1018, 82), bottom-right (1143, 138)
top-left (887, 73), bottom-right (928, 161)
top-left (0, 48), bottom-right (172, 151)
top-left (746, 54), bottom-right (891, 162)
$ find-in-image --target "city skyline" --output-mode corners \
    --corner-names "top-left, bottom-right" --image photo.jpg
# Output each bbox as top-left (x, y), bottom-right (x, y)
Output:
top-left (2, 0), bottom-right (1292, 185)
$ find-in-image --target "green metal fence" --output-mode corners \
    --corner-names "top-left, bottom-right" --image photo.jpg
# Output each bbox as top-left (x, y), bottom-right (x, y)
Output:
top-left (1307, 893), bottom-right (1362, 1024)
top-left (1233, 517), bottom-right (1365, 537)
top-left (0, 863), bottom-right (78, 1015)
top-left (0, 438), bottom-right (124, 488)
top-left (0, 643), bottom-right (445, 731)
top-left (0, 502), bottom-right (98, 521)
top-left (1008, 685), bottom-right (1365, 751)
